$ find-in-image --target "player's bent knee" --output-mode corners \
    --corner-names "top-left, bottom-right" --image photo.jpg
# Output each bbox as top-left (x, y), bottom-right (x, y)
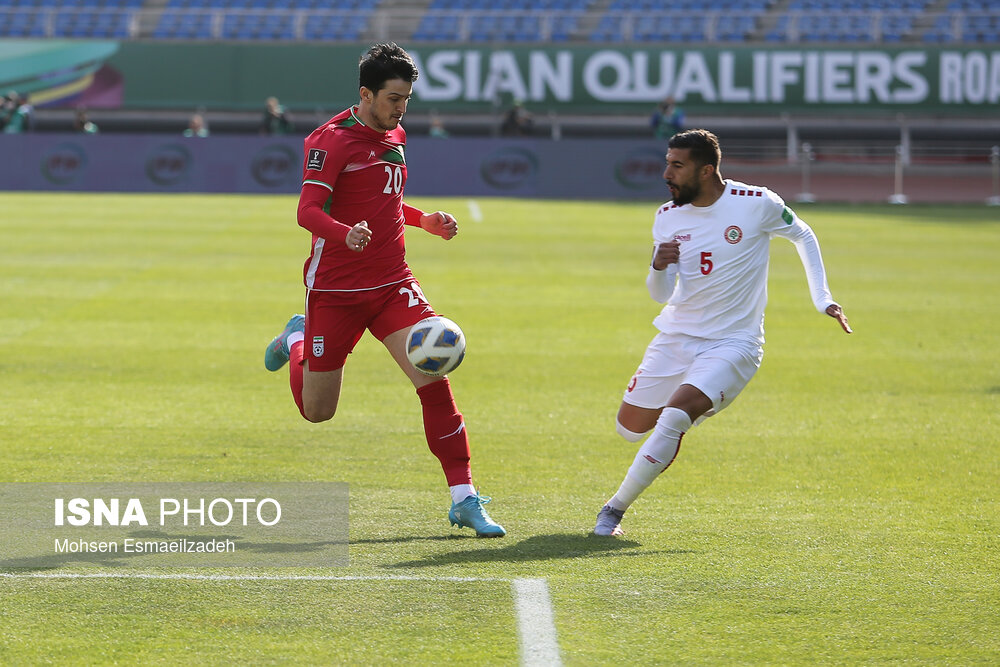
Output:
top-left (302, 402), bottom-right (337, 423)
top-left (616, 420), bottom-right (648, 443)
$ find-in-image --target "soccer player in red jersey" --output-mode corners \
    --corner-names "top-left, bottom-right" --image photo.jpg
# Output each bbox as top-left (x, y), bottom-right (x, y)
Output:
top-left (264, 43), bottom-right (504, 538)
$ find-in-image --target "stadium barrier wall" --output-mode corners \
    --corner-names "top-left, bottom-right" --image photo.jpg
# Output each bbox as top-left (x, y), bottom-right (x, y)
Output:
top-left (1, 134), bottom-right (994, 203)
top-left (0, 134), bottom-right (677, 198)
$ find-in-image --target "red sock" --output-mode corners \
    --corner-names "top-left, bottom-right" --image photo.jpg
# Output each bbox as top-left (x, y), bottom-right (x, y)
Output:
top-left (288, 340), bottom-right (307, 420)
top-left (416, 378), bottom-right (473, 487)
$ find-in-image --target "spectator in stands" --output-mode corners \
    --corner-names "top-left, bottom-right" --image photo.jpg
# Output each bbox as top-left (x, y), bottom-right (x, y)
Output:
top-left (651, 97), bottom-right (684, 140)
top-left (500, 100), bottom-right (533, 137)
top-left (2, 92), bottom-right (34, 134)
top-left (74, 108), bottom-right (99, 134)
top-left (0, 92), bottom-right (14, 130)
top-left (261, 96), bottom-right (293, 135)
top-left (183, 113), bottom-right (210, 138)
top-left (429, 112), bottom-right (449, 138)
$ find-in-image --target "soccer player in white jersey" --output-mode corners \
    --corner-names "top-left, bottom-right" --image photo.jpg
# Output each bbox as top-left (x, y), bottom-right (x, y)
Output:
top-left (594, 129), bottom-right (851, 537)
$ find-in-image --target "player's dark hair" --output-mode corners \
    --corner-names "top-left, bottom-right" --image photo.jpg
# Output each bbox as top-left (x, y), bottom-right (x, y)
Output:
top-left (359, 43), bottom-right (419, 93)
top-left (668, 129), bottom-right (721, 171)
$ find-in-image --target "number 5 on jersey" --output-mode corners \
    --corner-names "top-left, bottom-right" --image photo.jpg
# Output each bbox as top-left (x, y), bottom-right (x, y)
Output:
top-left (700, 251), bottom-right (713, 275)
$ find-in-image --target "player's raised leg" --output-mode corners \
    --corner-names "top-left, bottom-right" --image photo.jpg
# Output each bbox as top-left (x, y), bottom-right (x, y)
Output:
top-left (264, 314), bottom-right (304, 372)
top-left (300, 364), bottom-right (344, 423)
top-left (264, 313), bottom-right (345, 423)
top-left (595, 384), bottom-right (709, 537)
top-left (383, 326), bottom-right (505, 537)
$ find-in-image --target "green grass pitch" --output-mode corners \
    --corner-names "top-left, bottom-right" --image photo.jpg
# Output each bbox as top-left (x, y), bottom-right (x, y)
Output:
top-left (0, 192), bottom-right (998, 664)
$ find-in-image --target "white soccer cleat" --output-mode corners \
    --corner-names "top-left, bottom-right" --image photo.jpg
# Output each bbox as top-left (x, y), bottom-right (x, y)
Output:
top-left (594, 504), bottom-right (625, 537)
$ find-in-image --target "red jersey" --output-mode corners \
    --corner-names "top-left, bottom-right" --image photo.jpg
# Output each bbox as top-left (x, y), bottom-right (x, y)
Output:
top-left (298, 106), bottom-right (424, 291)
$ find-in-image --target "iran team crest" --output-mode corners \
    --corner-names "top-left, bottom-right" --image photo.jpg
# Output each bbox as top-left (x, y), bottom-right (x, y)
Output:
top-left (724, 225), bottom-right (743, 244)
top-left (312, 336), bottom-right (325, 357)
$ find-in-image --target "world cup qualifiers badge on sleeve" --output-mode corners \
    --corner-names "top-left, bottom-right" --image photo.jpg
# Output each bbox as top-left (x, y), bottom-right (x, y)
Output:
top-left (307, 149), bottom-right (327, 171)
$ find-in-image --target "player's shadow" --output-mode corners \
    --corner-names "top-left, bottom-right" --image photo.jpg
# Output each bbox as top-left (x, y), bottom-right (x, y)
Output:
top-left (384, 532), bottom-right (664, 569)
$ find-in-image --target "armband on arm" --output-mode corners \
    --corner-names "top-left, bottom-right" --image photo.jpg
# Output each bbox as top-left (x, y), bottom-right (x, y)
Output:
top-left (647, 264), bottom-right (677, 303)
top-left (402, 203), bottom-right (425, 227)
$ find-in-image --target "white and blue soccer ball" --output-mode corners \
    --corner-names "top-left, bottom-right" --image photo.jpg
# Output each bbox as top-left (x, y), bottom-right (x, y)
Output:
top-left (406, 316), bottom-right (466, 377)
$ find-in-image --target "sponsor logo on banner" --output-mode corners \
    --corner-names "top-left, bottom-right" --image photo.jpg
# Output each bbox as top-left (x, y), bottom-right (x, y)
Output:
top-left (312, 336), bottom-right (324, 357)
top-left (614, 148), bottom-right (666, 190)
top-left (252, 145), bottom-right (298, 187)
top-left (145, 143), bottom-right (192, 186)
top-left (479, 147), bottom-right (538, 190)
top-left (41, 143), bottom-right (88, 185)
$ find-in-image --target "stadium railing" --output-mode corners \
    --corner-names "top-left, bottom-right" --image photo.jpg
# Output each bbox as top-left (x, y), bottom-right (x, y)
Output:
top-left (1, 8), bottom-right (999, 43)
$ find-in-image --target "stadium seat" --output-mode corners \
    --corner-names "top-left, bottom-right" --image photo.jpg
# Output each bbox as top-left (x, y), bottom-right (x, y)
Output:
top-left (146, 0), bottom-right (374, 40)
top-left (2, 0), bottom-right (994, 44)
top-left (0, 0), bottom-right (139, 38)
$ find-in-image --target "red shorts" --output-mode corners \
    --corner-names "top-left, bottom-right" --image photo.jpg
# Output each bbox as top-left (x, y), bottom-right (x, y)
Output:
top-left (303, 279), bottom-right (435, 371)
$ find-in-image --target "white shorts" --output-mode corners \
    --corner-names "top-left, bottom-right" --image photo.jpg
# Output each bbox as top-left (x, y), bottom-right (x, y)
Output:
top-left (622, 332), bottom-right (763, 416)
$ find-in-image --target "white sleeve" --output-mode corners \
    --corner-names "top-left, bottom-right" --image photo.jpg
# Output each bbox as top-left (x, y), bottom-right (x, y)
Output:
top-left (646, 264), bottom-right (678, 303)
top-left (777, 216), bottom-right (836, 313)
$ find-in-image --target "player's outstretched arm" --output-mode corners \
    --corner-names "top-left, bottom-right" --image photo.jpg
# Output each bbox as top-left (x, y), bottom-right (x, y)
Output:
top-left (826, 304), bottom-right (852, 334)
top-left (420, 211), bottom-right (458, 240)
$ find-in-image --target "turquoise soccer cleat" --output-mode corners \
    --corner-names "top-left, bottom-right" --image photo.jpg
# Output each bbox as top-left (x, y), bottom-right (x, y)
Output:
top-left (264, 314), bottom-right (305, 371)
top-left (449, 493), bottom-right (506, 538)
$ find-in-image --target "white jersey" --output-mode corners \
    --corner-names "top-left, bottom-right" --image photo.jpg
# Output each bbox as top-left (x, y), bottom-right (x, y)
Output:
top-left (649, 179), bottom-right (835, 343)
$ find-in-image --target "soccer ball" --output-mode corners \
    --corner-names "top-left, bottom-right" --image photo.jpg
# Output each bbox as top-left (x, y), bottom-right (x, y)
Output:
top-left (406, 316), bottom-right (466, 377)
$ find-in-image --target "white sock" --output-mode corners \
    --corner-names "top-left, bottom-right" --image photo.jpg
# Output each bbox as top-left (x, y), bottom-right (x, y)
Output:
top-left (287, 331), bottom-right (304, 348)
top-left (450, 484), bottom-right (476, 504)
top-left (607, 407), bottom-right (692, 511)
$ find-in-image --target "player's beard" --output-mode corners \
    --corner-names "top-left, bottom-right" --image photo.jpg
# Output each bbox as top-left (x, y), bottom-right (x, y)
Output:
top-left (667, 179), bottom-right (699, 206)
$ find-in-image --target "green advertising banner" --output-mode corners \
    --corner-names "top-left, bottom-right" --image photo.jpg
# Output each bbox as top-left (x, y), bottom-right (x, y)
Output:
top-left (410, 46), bottom-right (1000, 114)
top-left (2, 40), bottom-right (998, 115)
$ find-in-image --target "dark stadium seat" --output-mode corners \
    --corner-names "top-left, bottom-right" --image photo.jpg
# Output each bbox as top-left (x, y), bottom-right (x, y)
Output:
top-left (591, 0), bottom-right (773, 42)
top-left (416, 0), bottom-right (590, 42)
top-left (1, 0), bottom-right (996, 43)
top-left (146, 0), bottom-right (373, 40)
top-left (761, 0), bottom-right (936, 43)
top-left (0, 0), bottom-right (137, 37)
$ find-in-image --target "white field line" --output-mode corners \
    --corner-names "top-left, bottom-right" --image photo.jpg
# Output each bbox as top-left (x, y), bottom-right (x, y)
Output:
top-left (466, 199), bottom-right (483, 223)
top-left (512, 578), bottom-right (563, 667)
top-left (0, 572), bottom-right (562, 664)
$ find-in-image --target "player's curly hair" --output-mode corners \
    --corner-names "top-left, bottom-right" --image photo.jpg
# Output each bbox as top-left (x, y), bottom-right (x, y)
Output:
top-left (668, 129), bottom-right (721, 171)
top-left (359, 43), bottom-right (419, 93)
